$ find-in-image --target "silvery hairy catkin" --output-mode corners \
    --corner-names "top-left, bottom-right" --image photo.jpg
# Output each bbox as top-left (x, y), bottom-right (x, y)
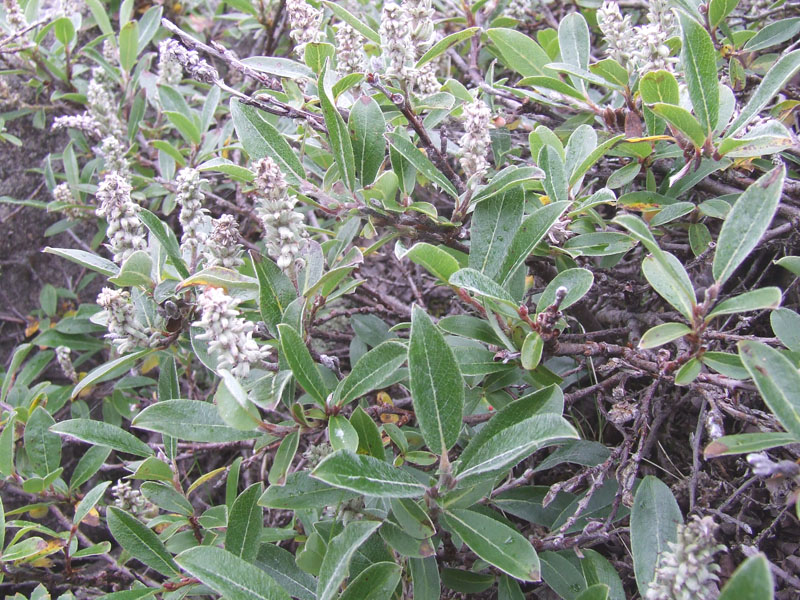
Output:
top-left (459, 98), bottom-right (493, 180)
top-left (597, 1), bottom-right (634, 66)
top-left (202, 214), bottom-right (244, 268)
top-left (86, 67), bottom-right (125, 139)
top-left (55, 346), bottom-right (78, 383)
top-left (335, 23), bottom-right (367, 78)
top-left (286, 0), bottom-right (325, 58)
top-left (174, 167), bottom-right (211, 262)
top-left (645, 516), bottom-right (725, 600)
top-left (3, 0), bottom-right (27, 31)
top-left (162, 39), bottom-right (219, 83)
top-left (403, 0), bottom-right (434, 52)
top-left (53, 114), bottom-right (104, 140)
top-left (252, 157), bottom-right (308, 271)
top-left (380, 2), bottom-right (416, 85)
top-left (95, 172), bottom-right (147, 263)
top-left (156, 39), bottom-right (183, 86)
top-left (111, 481), bottom-right (159, 519)
top-left (97, 135), bottom-right (129, 176)
top-left (192, 286), bottom-right (269, 378)
top-left (97, 288), bottom-right (151, 354)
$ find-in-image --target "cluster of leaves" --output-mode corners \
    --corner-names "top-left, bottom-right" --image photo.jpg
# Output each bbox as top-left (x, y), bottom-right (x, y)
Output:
top-left (1, 0), bottom-right (800, 598)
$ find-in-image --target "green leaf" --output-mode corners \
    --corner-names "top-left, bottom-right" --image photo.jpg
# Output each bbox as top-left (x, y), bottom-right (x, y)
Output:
top-left (739, 340), bottom-right (800, 439)
top-left (118, 21), bottom-right (139, 73)
top-left (164, 111), bottom-right (201, 145)
top-left (339, 562), bottom-right (403, 600)
top-left (338, 341), bottom-right (407, 405)
top-left (259, 471), bottom-right (359, 509)
top-left (498, 201), bottom-right (570, 284)
top-left (255, 544), bottom-right (317, 600)
top-left (348, 95), bottom-right (386, 186)
top-left (409, 305), bottom-right (465, 454)
top-left (132, 400), bottom-right (258, 442)
top-left (442, 509), bottom-right (540, 581)
top-left (713, 166), bottom-right (785, 286)
top-left (726, 50), bottom-right (800, 137)
top-left (70, 445), bottom-right (112, 489)
top-left (226, 483), bottom-right (263, 561)
top-left (0, 413), bottom-right (15, 477)
top-left (639, 70), bottom-right (680, 106)
top-left (140, 482), bottom-right (193, 515)
top-left (398, 242), bottom-right (460, 283)
top-left (639, 323), bottom-right (692, 349)
top-left (328, 415), bottom-right (359, 451)
top-left (521, 331), bottom-right (544, 370)
top-left (705, 432), bottom-right (798, 458)
top-left (107, 507), bottom-right (180, 577)
top-left (487, 28), bottom-right (552, 77)
top-left (252, 251), bottom-right (296, 333)
top-left (304, 42), bottom-right (334, 75)
top-left (518, 75), bottom-right (585, 101)
top-left (575, 585), bottom-right (610, 600)
top-left (43, 247), bottom-right (119, 277)
top-left (631, 476), bottom-right (682, 596)
top-left (679, 13), bottom-right (718, 135)
top-left (321, 1), bottom-right (380, 44)
top-left (176, 545), bottom-right (290, 600)
top-left (316, 520), bottom-right (382, 600)
top-left (450, 268), bottom-right (516, 306)
top-left (469, 187), bottom-right (523, 280)
top-left (268, 431), bottom-right (299, 486)
top-left (708, 0), bottom-right (740, 29)
top-left (455, 388), bottom-right (578, 483)
top-left (706, 287), bottom-right (781, 320)
top-left (649, 103), bottom-right (707, 148)
top-left (416, 28), bottom-right (479, 68)
top-left (743, 17), bottom-right (800, 52)
top-left (390, 498), bottom-right (435, 539)
top-left (536, 268), bottom-right (594, 313)
top-left (231, 99), bottom-right (306, 185)
top-left (2, 343), bottom-right (32, 405)
top-left (319, 61), bottom-right (356, 190)
top-left (642, 253), bottom-right (696, 321)
top-left (700, 351), bottom-right (750, 380)
top-left (410, 556), bottom-right (441, 599)
top-left (350, 406), bottom-right (385, 458)
top-left (278, 324), bottom-right (329, 407)
top-left (539, 145), bottom-right (569, 204)
top-left (771, 308), bottom-right (800, 352)
top-left (50, 419), bottom-right (153, 457)
top-left (86, 0), bottom-right (113, 35)
top-left (558, 12), bottom-right (590, 90)
top-left (24, 407), bottom-right (61, 477)
top-left (73, 481), bottom-right (110, 526)
top-left (674, 357), bottom-right (702, 385)
top-left (385, 132), bottom-right (458, 199)
top-left (312, 449), bottom-right (427, 497)
top-left (717, 553), bottom-right (774, 600)
top-left (569, 135), bottom-right (624, 187)
top-left (137, 208), bottom-right (190, 278)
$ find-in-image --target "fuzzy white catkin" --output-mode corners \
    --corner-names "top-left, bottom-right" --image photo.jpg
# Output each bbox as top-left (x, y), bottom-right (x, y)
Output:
top-left (86, 67), bottom-right (125, 139)
top-left (174, 167), bottom-right (211, 261)
top-left (95, 172), bottom-right (147, 263)
top-left (193, 287), bottom-right (269, 378)
top-left (597, 0), bottom-right (677, 73)
top-left (286, 0), bottom-right (325, 58)
top-left (645, 516), bottom-right (725, 600)
top-left (156, 40), bottom-right (183, 86)
top-left (97, 135), bottom-right (129, 176)
top-left (403, 0), bottom-right (434, 52)
top-left (252, 157), bottom-right (308, 271)
top-left (55, 346), bottom-right (78, 383)
top-left (203, 214), bottom-right (244, 268)
top-left (597, 1), bottom-right (634, 66)
top-left (162, 39), bottom-right (219, 83)
top-left (459, 98), bottom-right (493, 180)
top-left (97, 288), bottom-right (151, 354)
top-left (335, 23), bottom-right (367, 78)
top-left (3, 0), bottom-right (27, 30)
top-left (53, 114), bottom-right (104, 139)
top-left (380, 2), bottom-right (416, 85)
